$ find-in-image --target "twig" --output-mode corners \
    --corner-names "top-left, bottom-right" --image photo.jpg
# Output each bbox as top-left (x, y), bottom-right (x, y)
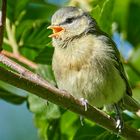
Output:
top-left (3, 19), bottom-right (38, 69)
top-left (1, 50), bottom-right (38, 69)
top-left (0, 53), bottom-right (140, 140)
top-left (0, 0), bottom-right (7, 51)
top-left (5, 18), bottom-right (19, 56)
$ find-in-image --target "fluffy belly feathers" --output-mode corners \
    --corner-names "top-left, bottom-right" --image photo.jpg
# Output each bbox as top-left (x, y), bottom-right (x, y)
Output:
top-left (53, 59), bottom-right (125, 107)
top-left (52, 35), bottom-right (126, 107)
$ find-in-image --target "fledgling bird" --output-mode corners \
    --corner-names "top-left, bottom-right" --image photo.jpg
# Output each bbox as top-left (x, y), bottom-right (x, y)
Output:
top-left (47, 6), bottom-right (140, 131)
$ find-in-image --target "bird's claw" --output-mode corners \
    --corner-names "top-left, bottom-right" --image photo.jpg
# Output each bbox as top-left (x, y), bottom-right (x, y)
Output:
top-left (115, 115), bottom-right (123, 134)
top-left (80, 98), bottom-right (88, 111)
top-left (114, 104), bottom-right (123, 134)
top-left (116, 119), bottom-right (122, 133)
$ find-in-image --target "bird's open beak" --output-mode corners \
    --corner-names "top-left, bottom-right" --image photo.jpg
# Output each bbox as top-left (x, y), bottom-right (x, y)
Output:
top-left (47, 25), bottom-right (65, 38)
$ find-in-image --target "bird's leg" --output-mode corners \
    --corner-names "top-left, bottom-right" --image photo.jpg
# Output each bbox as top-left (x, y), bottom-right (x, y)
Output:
top-left (80, 115), bottom-right (84, 126)
top-left (80, 98), bottom-right (88, 111)
top-left (79, 98), bottom-right (88, 126)
top-left (114, 103), bottom-right (124, 133)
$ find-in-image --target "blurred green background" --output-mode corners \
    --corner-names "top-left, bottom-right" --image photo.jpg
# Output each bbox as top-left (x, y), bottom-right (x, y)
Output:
top-left (1, 0), bottom-right (140, 140)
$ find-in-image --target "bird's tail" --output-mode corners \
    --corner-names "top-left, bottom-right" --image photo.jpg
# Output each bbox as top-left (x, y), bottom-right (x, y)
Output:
top-left (123, 94), bottom-right (140, 113)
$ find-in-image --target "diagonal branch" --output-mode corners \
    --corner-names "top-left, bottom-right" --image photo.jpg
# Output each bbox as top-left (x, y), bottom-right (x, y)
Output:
top-left (0, 53), bottom-right (140, 140)
top-left (1, 50), bottom-right (38, 69)
top-left (0, 0), bottom-right (7, 51)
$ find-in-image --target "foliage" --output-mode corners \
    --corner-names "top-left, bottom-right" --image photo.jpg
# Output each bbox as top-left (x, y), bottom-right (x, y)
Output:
top-left (1, 0), bottom-right (140, 140)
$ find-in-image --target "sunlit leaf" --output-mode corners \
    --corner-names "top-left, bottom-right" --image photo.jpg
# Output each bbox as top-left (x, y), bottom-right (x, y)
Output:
top-left (21, 22), bottom-right (51, 49)
top-left (90, 5), bottom-right (101, 22)
top-left (124, 64), bottom-right (140, 86)
top-left (60, 111), bottom-right (80, 139)
top-left (99, 0), bottom-right (114, 34)
top-left (112, 0), bottom-right (130, 32)
top-left (129, 47), bottom-right (140, 72)
top-left (132, 88), bottom-right (140, 104)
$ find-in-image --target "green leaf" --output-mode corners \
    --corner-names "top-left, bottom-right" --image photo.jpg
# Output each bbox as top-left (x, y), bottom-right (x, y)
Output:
top-left (90, 5), bottom-right (101, 22)
top-left (20, 47), bottom-right (38, 61)
top-left (28, 94), bottom-right (61, 140)
top-left (25, 3), bottom-right (58, 21)
top-left (60, 111), bottom-right (80, 140)
top-left (73, 124), bottom-right (105, 140)
top-left (28, 94), bottom-right (48, 114)
top-left (131, 117), bottom-right (140, 129)
top-left (132, 88), bottom-right (140, 104)
top-left (21, 21), bottom-right (51, 49)
top-left (16, 20), bottom-right (34, 41)
top-left (73, 122), bottom-right (121, 140)
top-left (47, 119), bottom-right (61, 140)
top-left (95, 131), bottom-right (120, 140)
top-left (35, 46), bottom-right (54, 65)
top-left (36, 64), bottom-right (56, 85)
top-left (0, 88), bottom-right (26, 105)
top-left (7, 0), bottom-right (30, 22)
top-left (112, 0), bottom-right (130, 33)
top-left (124, 64), bottom-right (140, 87)
top-left (34, 113), bottom-right (49, 140)
top-left (0, 81), bottom-right (27, 104)
top-left (99, 0), bottom-right (114, 34)
top-left (18, 21), bottom-right (52, 60)
top-left (91, 0), bottom-right (106, 7)
top-left (127, 1), bottom-right (140, 46)
top-left (28, 94), bottom-right (61, 119)
top-left (129, 47), bottom-right (140, 72)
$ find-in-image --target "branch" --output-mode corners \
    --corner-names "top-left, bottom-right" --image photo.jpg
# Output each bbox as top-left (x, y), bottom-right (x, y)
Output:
top-left (3, 19), bottom-right (38, 69)
top-left (1, 50), bottom-right (38, 69)
top-left (0, 53), bottom-right (140, 140)
top-left (0, 0), bottom-right (7, 51)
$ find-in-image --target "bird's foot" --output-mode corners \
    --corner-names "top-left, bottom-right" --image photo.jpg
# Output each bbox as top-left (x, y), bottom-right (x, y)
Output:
top-left (80, 98), bottom-right (88, 111)
top-left (115, 116), bottom-right (123, 133)
top-left (114, 104), bottom-right (124, 134)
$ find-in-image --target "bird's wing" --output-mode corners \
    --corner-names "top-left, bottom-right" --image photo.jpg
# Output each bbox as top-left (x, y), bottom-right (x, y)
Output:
top-left (90, 29), bottom-right (140, 111)
top-left (88, 29), bottom-right (132, 96)
top-left (105, 35), bottom-right (132, 96)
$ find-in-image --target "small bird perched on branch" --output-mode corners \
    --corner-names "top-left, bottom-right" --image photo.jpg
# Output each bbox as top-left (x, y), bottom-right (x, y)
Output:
top-left (48, 6), bottom-right (140, 132)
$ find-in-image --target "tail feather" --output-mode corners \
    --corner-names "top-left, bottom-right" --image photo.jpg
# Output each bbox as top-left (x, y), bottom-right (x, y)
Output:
top-left (123, 94), bottom-right (140, 112)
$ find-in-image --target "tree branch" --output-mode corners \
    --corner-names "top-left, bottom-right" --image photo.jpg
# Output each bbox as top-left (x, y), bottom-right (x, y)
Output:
top-left (0, 53), bottom-right (140, 140)
top-left (1, 50), bottom-right (38, 69)
top-left (0, 0), bottom-right (7, 51)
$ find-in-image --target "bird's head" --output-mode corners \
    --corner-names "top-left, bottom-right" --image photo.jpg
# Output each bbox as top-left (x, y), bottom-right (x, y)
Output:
top-left (48, 7), bottom-right (97, 46)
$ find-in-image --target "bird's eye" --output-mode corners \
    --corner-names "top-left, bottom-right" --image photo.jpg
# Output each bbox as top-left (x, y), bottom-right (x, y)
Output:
top-left (65, 17), bottom-right (74, 24)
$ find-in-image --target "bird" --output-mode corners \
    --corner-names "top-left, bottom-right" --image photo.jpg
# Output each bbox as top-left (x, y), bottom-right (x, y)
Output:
top-left (47, 6), bottom-right (140, 132)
